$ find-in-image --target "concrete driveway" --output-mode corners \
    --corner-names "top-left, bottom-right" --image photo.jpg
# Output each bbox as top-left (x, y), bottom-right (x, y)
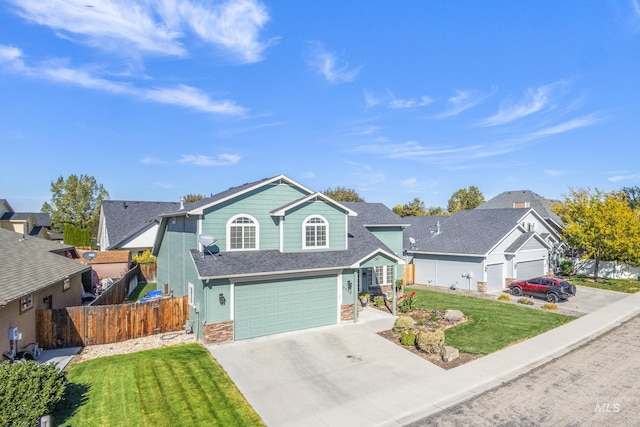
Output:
top-left (208, 310), bottom-right (442, 427)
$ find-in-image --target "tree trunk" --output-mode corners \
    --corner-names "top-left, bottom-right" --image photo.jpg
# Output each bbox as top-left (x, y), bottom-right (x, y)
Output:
top-left (593, 255), bottom-right (600, 282)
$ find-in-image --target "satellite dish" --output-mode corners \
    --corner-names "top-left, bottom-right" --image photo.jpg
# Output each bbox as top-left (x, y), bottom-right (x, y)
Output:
top-left (409, 237), bottom-right (416, 245)
top-left (82, 251), bottom-right (97, 261)
top-left (198, 234), bottom-right (217, 247)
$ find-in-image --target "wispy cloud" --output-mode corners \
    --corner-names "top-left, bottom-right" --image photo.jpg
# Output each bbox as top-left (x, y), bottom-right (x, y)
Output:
top-left (354, 140), bottom-right (484, 160)
top-left (432, 89), bottom-right (494, 119)
top-left (477, 83), bottom-right (560, 126)
top-left (7, 0), bottom-right (274, 63)
top-left (608, 171), bottom-right (640, 182)
top-left (307, 41), bottom-right (362, 84)
top-left (526, 113), bottom-right (603, 140)
top-left (179, 153), bottom-right (241, 166)
top-left (0, 44), bottom-right (247, 115)
top-left (140, 156), bottom-right (166, 165)
top-left (633, 0), bottom-right (640, 17)
top-left (364, 89), bottom-right (433, 109)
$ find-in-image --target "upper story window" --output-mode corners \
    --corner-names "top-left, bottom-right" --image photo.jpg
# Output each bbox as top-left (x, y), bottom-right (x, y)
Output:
top-left (227, 215), bottom-right (258, 250)
top-left (303, 215), bottom-right (328, 249)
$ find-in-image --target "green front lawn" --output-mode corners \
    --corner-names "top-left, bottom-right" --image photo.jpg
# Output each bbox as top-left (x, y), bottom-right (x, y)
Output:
top-left (408, 288), bottom-right (575, 354)
top-left (54, 344), bottom-right (264, 427)
top-left (569, 276), bottom-right (640, 293)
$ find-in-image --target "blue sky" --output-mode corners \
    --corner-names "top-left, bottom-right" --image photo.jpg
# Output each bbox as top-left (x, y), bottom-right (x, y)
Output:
top-left (1, 1), bottom-right (639, 213)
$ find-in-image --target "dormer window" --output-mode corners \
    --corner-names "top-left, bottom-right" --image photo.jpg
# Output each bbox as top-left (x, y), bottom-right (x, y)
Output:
top-left (304, 215), bottom-right (328, 249)
top-left (227, 215), bottom-right (258, 250)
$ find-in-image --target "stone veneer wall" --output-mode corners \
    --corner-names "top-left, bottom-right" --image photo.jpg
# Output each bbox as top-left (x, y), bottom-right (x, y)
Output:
top-left (341, 304), bottom-right (355, 321)
top-left (202, 320), bottom-right (234, 344)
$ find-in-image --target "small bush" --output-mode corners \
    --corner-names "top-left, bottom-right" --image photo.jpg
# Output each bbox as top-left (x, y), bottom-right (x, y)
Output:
top-left (558, 260), bottom-right (574, 276)
top-left (393, 316), bottom-right (415, 333)
top-left (517, 297), bottom-right (534, 305)
top-left (132, 249), bottom-right (157, 265)
top-left (416, 329), bottom-right (445, 354)
top-left (373, 295), bottom-right (385, 307)
top-left (541, 303), bottom-right (558, 311)
top-left (400, 330), bottom-right (416, 346)
top-left (397, 291), bottom-right (417, 313)
top-left (497, 293), bottom-right (511, 302)
top-left (0, 360), bottom-right (68, 427)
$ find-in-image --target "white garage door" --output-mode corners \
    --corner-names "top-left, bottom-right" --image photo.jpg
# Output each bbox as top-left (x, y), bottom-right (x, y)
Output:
top-left (486, 264), bottom-right (504, 291)
top-left (517, 260), bottom-right (545, 280)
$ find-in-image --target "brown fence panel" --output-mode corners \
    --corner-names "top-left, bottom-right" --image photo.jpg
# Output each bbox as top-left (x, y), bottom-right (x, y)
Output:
top-left (91, 265), bottom-right (140, 306)
top-left (403, 264), bottom-right (415, 286)
top-left (36, 296), bottom-right (189, 349)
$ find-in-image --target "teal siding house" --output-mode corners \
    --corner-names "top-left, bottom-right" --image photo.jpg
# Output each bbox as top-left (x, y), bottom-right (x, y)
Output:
top-left (152, 175), bottom-right (406, 343)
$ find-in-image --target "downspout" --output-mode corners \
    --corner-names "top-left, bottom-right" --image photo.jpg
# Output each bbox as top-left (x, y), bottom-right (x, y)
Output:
top-left (392, 268), bottom-right (397, 316)
top-left (354, 270), bottom-right (358, 322)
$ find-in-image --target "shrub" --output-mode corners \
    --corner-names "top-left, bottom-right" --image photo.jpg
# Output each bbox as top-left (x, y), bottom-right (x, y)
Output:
top-left (0, 360), bottom-right (68, 427)
top-left (397, 291), bottom-right (417, 313)
top-left (541, 303), bottom-right (558, 311)
top-left (558, 260), bottom-right (574, 276)
top-left (373, 295), bottom-right (385, 307)
top-left (497, 293), bottom-right (511, 302)
top-left (393, 316), bottom-right (415, 333)
top-left (132, 249), bottom-right (157, 265)
top-left (416, 329), bottom-right (445, 354)
top-left (517, 297), bottom-right (534, 305)
top-left (400, 330), bottom-right (416, 346)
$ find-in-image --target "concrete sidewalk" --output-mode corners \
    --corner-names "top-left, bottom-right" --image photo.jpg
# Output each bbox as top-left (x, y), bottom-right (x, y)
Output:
top-left (386, 290), bottom-right (640, 426)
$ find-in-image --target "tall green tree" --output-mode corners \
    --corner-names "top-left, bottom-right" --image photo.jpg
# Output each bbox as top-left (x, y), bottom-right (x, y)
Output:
top-left (41, 174), bottom-right (109, 237)
top-left (322, 186), bottom-right (364, 202)
top-left (552, 188), bottom-right (640, 281)
top-left (426, 206), bottom-right (446, 216)
top-left (621, 186), bottom-right (640, 210)
top-left (447, 185), bottom-right (484, 213)
top-left (393, 197), bottom-right (427, 217)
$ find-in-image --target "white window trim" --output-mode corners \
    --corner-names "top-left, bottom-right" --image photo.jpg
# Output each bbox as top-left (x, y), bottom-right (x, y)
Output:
top-left (226, 214), bottom-right (260, 251)
top-left (188, 283), bottom-right (195, 307)
top-left (302, 215), bottom-right (329, 249)
top-left (20, 294), bottom-right (33, 312)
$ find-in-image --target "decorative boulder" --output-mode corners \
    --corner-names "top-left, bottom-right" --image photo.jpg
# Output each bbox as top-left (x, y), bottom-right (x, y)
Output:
top-left (444, 309), bottom-right (465, 322)
top-left (441, 346), bottom-right (460, 362)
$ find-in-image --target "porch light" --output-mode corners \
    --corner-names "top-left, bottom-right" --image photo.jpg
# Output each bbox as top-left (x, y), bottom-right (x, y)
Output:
top-left (218, 293), bottom-right (226, 305)
top-left (346, 280), bottom-right (352, 291)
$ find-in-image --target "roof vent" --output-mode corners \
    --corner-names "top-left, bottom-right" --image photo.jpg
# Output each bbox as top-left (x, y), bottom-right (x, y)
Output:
top-left (179, 196), bottom-right (185, 210)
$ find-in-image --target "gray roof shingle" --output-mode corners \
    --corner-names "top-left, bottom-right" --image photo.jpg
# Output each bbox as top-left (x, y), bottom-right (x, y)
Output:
top-left (404, 209), bottom-right (531, 255)
top-left (0, 228), bottom-right (89, 305)
top-left (477, 190), bottom-right (563, 226)
top-left (102, 200), bottom-right (180, 249)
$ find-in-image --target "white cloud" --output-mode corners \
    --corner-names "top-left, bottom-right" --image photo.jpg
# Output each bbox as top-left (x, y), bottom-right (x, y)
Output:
top-left (387, 90), bottom-right (433, 110)
top-left (179, 153), bottom-right (241, 166)
top-left (432, 89), bottom-right (494, 118)
top-left (528, 113), bottom-right (602, 139)
top-left (633, 0), bottom-right (640, 17)
top-left (7, 0), bottom-right (273, 62)
top-left (143, 85), bottom-right (246, 115)
top-left (307, 41), bottom-right (362, 84)
top-left (364, 90), bottom-right (382, 107)
top-left (477, 83), bottom-right (560, 126)
top-left (354, 140), bottom-right (484, 160)
top-left (0, 44), bottom-right (247, 115)
top-left (608, 172), bottom-right (640, 182)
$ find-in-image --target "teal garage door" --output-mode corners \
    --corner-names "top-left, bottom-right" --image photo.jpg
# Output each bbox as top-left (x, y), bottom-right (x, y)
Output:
top-left (234, 276), bottom-right (337, 340)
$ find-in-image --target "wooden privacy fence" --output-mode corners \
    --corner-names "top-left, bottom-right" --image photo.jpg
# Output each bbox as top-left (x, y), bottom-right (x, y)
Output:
top-left (36, 296), bottom-right (189, 349)
top-left (403, 264), bottom-right (415, 285)
top-left (91, 265), bottom-right (140, 306)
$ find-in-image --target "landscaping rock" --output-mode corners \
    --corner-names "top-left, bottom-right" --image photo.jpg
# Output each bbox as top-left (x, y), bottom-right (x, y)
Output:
top-left (444, 309), bottom-right (465, 322)
top-left (441, 346), bottom-right (460, 362)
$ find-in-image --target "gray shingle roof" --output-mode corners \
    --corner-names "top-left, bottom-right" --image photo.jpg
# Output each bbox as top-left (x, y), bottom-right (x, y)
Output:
top-left (342, 202), bottom-right (407, 226)
top-left (477, 190), bottom-right (563, 226)
top-left (404, 208), bottom-right (531, 255)
top-left (0, 228), bottom-right (89, 305)
top-left (102, 200), bottom-right (180, 249)
top-left (190, 202), bottom-right (401, 279)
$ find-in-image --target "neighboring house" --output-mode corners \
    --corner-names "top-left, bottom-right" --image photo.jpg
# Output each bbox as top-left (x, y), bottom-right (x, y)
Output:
top-left (0, 228), bottom-right (89, 355)
top-left (97, 200), bottom-right (180, 254)
top-left (476, 190), bottom-right (564, 232)
top-left (404, 208), bottom-right (561, 293)
top-left (77, 249), bottom-right (131, 280)
top-left (0, 199), bottom-right (52, 240)
top-left (152, 175), bottom-right (405, 343)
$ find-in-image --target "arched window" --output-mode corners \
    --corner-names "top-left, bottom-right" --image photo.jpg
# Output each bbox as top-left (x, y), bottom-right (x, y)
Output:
top-left (227, 215), bottom-right (258, 250)
top-left (303, 215), bottom-right (328, 249)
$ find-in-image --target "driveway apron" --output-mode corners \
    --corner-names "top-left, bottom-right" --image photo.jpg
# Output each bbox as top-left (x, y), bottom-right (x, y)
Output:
top-left (208, 313), bottom-right (442, 427)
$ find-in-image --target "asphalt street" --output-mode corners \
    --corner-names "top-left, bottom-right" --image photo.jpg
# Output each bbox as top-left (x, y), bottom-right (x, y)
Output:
top-left (408, 315), bottom-right (640, 427)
